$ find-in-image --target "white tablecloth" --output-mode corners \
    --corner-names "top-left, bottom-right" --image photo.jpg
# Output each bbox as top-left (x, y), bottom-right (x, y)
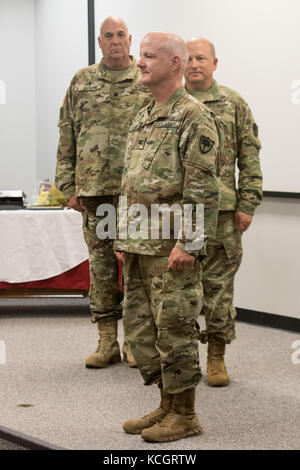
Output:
top-left (0, 209), bottom-right (88, 283)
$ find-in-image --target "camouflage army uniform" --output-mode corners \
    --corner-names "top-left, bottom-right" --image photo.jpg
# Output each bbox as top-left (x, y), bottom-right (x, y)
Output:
top-left (114, 87), bottom-right (220, 393)
top-left (55, 58), bottom-right (150, 323)
top-left (187, 80), bottom-right (262, 343)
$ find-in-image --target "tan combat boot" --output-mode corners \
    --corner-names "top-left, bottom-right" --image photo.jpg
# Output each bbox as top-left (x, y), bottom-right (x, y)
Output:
top-left (207, 336), bottom-right (230, 387)
top-left (141, 387), bottom-right (203, 442)
top-left (123, 385), bottom-right (172, 434)
top-left (122, 341), bottom-right (137, 368)
top-left (85, 319), bottom-right (121, 368)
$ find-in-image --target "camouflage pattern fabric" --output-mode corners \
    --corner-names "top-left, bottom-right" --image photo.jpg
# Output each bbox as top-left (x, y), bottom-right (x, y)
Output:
top-left (187, 81), bottom-right (262, 342)
top-left (55, 57), bottom-right (151, 199)
top-left (114, 87), bottom-right (221, 256)
top-left (122, 253), bottom-right (202, 394)
top-left (187, 80), bottom-right (262, 215)
top-left (200, 211), bottom-right (242, 343)
top-left (115, 87), bottom-right (221, 393)
top-left (82, 196), bottom-right (122, 322)
top-left (55, 58), bottom-right (150, 322)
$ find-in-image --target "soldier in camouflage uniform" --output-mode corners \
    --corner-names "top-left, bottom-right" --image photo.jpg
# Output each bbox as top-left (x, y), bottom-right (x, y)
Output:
top-left (185, 38), bottom-right (263, 386)
top-left (55, 17), bottom-right (150, 368)
top-left (114, 32), bottom-right (220, 443)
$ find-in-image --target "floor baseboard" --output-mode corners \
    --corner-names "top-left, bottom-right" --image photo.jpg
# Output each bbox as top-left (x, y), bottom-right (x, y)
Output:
top-left (236, 307), bottom-right (300, 333)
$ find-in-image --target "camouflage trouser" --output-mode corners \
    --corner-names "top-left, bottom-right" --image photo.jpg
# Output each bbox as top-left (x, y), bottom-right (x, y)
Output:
top-left (82, 196), bottom-right (122, 323)
top-left (123, 253), bottom-right (203, 394)
top-left (200, 211), bottom-right (243, 344)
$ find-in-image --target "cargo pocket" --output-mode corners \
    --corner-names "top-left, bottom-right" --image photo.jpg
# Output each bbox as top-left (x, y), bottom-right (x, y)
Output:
top-left (174, 342), bottom-right (199, 364)
top-left (162, 341), bottom-right (201, 393)
top-left (223, 230), bottom-right (243, 267)
top-left (142, 129), bottom-right (179, 183)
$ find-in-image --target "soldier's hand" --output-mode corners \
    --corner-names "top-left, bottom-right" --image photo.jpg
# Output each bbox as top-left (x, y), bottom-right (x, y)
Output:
top-left (114, 251), bottom-right (124, 263)
top-left (67, 196), bottom-right (84, 212)
top-left (168, 247), bottom-right (195, 271)
top-left (235, 211), bottom-right (252, 232)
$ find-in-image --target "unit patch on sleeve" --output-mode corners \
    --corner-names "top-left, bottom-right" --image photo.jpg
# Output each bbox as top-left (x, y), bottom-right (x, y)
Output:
top-left (199, 135), bottom-right (215, 154)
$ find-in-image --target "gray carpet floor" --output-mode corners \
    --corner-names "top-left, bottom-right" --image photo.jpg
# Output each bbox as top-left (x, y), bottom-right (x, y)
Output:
top-left (0, 313), bottom-right (299, 450)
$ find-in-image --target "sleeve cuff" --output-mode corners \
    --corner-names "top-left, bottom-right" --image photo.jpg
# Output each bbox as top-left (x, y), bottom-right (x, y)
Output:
top-left (61, 187), bottom-right (76, 202)
top-left (236, 202), bottom-right (256, 216)
top-left (174, 240), bottom-right (200, 258)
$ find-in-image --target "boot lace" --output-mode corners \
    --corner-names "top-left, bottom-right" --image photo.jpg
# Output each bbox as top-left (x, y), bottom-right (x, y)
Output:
top-left (95, 337), bottom-right (116, 353)
top-left (157, 411), bottom-right (177, 428)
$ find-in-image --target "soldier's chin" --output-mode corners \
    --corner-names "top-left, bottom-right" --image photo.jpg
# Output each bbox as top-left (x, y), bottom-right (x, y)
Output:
top-left (141, 74), bottom-right (150, 83)
top-left (189, 73), bottom-right (202, 81)
top-left (110, 50), bottom-right (123, 57)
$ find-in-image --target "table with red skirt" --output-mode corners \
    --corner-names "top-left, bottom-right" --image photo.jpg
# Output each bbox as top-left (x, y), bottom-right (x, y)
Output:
top-left (0, 208), bottom-right (90, 294)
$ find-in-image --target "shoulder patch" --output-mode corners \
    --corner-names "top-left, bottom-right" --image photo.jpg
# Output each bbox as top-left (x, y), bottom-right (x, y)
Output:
top-left (199, 135), bottom-right (215, 154)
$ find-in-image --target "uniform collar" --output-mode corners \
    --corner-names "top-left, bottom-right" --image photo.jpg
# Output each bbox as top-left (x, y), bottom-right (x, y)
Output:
top-left (98, 56), bottom-right (138, 82)
top-left (185, 79), bottom-right (221, 103)
top-left (130, 87), bottom-right (187, 131)
top-left (146, 87), bottom-right (187, 121)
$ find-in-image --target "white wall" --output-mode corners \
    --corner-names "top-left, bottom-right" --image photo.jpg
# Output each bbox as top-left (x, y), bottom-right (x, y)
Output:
top-left (35, 0), bottom-right (88, 187)
top-left (235, 198), bottom-right (300, 319)
top-left (0, 0), bottom-right (36, 198)
top-left (95, 0), bottom-right (300, 193)
top-left (94, 0), bottom-right (300, 319)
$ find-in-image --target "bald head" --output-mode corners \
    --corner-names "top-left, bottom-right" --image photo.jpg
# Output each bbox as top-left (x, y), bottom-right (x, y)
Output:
top-left (99, 16), bottom-right (128, 38)
top-left (98, 16), bottom-right (132, 69)
top-left (186, 37), bottom-right (216, 59)
top-left (138, 32), bottom-right (187, 104)
top-left (143, 32), bottom-right (189, 73)
top-left (185, 37), bottom-right (218, 91)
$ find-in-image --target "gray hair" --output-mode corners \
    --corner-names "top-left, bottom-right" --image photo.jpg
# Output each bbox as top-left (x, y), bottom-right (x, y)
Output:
top-left (187, 37), bottom-right (216, 59)
top-left (145, 32), bottom-right (189, 73)
top-left (163, 34), bottom-right (189, 72)
top-left (99, 16), bottom-right (129, 38)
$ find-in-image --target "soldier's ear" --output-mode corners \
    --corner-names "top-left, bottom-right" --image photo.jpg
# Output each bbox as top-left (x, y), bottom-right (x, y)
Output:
top-left (171, 55), bottom-right (181, 71)
top-left (213, 58), bottom-right (218, 71)
top-left (128, 34), bottom-right (132, 45)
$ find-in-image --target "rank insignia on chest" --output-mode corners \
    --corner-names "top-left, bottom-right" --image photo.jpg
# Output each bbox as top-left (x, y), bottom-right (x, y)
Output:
top-left (156, 120), bottom-right (180, 129)
top-left (134, 137), bottom-right (146, 149)
top-left (199, 135), bottom-right (215, 154)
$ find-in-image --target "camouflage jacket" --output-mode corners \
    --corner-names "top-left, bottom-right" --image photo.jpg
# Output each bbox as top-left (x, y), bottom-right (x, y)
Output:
top-left (114, 87), bottom-right (220, 257)
top-left (187, 80), bottom-right (262, 215)
top-left (55, 58), bottom-right (151, 199)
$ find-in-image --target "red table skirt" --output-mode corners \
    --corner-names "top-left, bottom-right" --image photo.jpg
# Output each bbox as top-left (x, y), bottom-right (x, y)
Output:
top-left (0, 261), bottom-right (90, 290)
